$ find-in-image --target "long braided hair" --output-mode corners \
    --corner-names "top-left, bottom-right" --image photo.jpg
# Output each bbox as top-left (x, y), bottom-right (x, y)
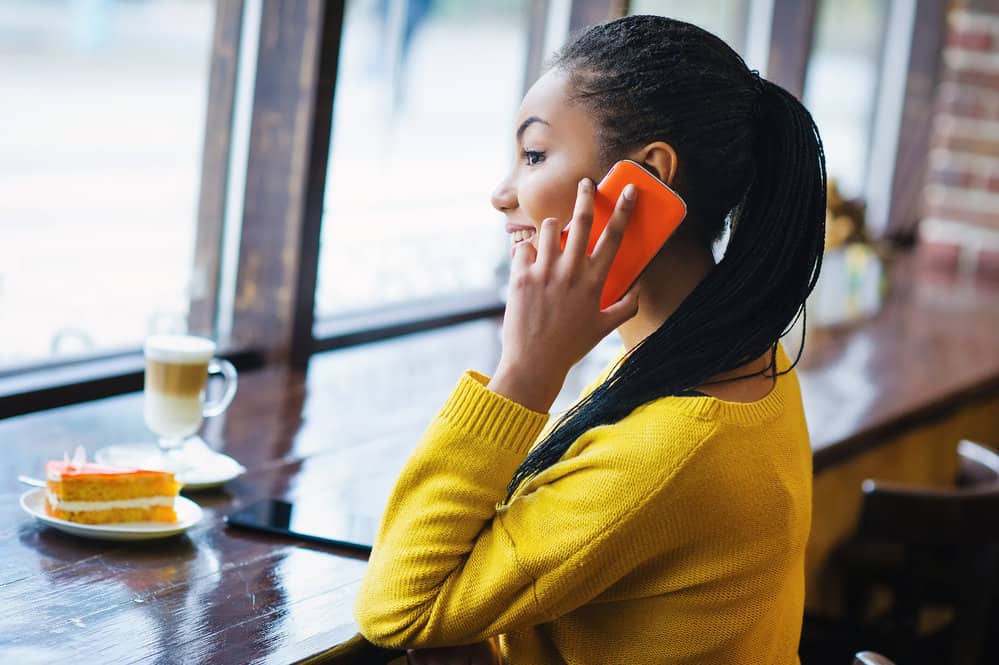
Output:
top-left (505, 15), bottom-right (826, 501)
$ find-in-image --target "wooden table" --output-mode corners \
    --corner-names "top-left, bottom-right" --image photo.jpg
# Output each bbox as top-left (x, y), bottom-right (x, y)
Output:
top-left (1, 251), bottom-right (997, 662)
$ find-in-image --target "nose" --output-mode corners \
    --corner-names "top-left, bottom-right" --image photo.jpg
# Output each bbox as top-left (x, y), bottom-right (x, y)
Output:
top-left (491, 175), bottom-right (517, 214)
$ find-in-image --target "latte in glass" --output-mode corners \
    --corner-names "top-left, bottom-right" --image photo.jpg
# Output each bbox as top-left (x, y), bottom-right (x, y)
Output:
top-left (143, 335), bottom-right (216, 439)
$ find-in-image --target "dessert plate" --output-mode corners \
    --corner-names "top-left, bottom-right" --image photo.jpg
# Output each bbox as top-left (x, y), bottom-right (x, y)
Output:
top-left (95, 437), bottom-right (247, 491)
top-left (19, 489), bottom-right (203, 541)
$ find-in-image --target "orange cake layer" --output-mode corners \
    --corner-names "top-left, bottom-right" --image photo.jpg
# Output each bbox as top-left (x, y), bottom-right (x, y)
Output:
top-left (45, 460), bottom-right (181, 524)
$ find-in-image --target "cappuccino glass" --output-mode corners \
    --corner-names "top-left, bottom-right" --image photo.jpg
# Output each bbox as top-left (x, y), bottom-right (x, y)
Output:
top-left (144, 335), bottom-right (237, 463)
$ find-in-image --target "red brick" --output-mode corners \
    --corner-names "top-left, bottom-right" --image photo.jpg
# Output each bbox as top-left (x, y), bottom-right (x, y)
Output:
top-left (917, 238), bottom-right (961, 272)
top-left (935, 131), bottom-right (999, 156)
top-left (953, 67), bottom-right (999, 90)
top-left (947, 27), bottom-right (994, 51)
top-left (941, 90), bottom-right (990, 117)
top-left (990, 174), bottom-right (999, 192)
top-left (929, 165), bottom-right (975, 187)
top-left (940, 83), bottom-right (999, 119)
top-left (924, 197), bottom-right (999, 230)
top-left (918, 238), bottom-right (961, 265)
top-left (979, 248), bottom-right (999, 281)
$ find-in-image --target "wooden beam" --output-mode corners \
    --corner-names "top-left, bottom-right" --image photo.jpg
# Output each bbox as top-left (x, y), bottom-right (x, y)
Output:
top-left (231, 0), bottom-right (344, 367)
top-left (610, 0), bottom-right (629, 20)
top-left (188, 0), bottom-right (245, 339)
top-left (766, 0), bottom-right (818, 100)
top-left (522, 0), bottom-right (550, 93)
top-left (568, 0), bottom-right (619, 34)
top-left (880, 0), bottom-right (949, 237)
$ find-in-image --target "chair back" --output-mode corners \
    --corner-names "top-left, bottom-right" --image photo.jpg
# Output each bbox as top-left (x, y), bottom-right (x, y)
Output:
top-left (857, 440), bottom-right (999, 546)
top-left (853, 651), bottom-right (896, 665)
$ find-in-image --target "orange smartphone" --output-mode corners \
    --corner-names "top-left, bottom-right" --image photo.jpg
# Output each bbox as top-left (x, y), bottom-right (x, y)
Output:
top-left (560, 159), bottom-right (687, 310)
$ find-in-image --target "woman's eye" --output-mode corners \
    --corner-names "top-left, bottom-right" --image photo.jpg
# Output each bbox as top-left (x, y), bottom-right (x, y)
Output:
top-left (522, 149), bottom-right (545, 166)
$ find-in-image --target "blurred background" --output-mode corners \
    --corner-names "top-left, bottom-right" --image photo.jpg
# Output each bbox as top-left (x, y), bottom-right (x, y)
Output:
top-left (4, 0), bottom-right (995, 371)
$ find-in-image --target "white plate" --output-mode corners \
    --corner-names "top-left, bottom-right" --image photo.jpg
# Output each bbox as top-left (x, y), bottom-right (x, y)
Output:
top-left (19, 489), bottom-right (203, 541)
top-left (95, 438), bottom-right (247, 491)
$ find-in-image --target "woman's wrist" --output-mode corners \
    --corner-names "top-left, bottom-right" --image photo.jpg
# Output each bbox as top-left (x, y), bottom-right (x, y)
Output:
top-left (487, 365), bottom-right (563, 414)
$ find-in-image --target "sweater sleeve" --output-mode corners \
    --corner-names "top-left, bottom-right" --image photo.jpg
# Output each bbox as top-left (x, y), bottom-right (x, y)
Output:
top-left (354, 369), bottom-right (708, 649)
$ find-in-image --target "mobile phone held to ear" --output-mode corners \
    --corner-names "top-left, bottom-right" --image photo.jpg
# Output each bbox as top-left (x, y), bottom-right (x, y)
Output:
top-left (560, 159), bottom-right (687, 310)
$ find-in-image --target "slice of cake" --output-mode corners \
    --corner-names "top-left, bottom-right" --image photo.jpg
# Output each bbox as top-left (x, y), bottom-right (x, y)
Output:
top-left (45, 448), bottom-right (181, 524)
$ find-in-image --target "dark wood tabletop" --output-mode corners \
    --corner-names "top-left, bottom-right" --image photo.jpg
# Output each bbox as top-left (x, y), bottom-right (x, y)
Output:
top-left (1, 251), bottom-right (997, 664)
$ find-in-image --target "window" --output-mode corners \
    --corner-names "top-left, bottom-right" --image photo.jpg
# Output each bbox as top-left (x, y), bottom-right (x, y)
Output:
top-left (628, 0), bottom-right (751, 57)
top-left (802, 0), bottom-right (890, 199)
top-left (314, 0), bottom-right (530, 322)
top-left (0, 0), bottom-right (215, 369)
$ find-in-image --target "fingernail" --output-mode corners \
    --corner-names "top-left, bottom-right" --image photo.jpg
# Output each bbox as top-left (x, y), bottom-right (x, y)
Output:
top-left (580, 178), bottom-right (591, 192)
top-left (622, 184), bottom-right (636, 201)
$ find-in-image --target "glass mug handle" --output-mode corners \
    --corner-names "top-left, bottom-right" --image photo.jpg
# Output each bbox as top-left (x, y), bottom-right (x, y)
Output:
top-left (203, 358), bottom-right (238, 418)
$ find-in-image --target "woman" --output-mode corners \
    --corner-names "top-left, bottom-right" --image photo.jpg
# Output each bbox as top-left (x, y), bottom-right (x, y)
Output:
top-left (355, 14), bottom-right (825, 665)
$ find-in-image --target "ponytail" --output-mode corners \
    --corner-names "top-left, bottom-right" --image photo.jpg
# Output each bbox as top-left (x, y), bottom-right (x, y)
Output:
top-left (505, 16), bottom-right (826, 501)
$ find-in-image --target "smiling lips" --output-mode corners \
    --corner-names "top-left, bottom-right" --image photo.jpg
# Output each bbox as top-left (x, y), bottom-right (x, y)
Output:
top-left (510, 228), bottom-right (536, 244)
top-left (508, 227), bottom-right (537, 258)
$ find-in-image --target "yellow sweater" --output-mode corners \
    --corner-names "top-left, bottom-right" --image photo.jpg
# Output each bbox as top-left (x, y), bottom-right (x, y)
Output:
top-left (355, 343), bottom-right (812, 664)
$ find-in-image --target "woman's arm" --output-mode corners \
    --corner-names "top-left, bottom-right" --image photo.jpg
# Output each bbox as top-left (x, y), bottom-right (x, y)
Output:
top-left (354, 370), bottom-right (550, 648)
top-left (353, 369), bottom-right (705, 649)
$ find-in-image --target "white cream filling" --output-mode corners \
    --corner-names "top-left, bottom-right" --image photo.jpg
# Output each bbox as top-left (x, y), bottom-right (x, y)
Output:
top-left (46, 491), bottom-right (175, 512)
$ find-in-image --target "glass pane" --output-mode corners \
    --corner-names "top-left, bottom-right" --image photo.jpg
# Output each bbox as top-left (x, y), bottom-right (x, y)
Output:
top-left (0, 0), bottom-right (215, 368)
top-left (315, 0), bottom-right (527, 320)
top-left (803, 0), bottom-right (889, 199)
top-left (628, 0), bottom-right (751, 55)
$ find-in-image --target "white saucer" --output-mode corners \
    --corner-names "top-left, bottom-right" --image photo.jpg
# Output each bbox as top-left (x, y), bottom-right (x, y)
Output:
top-left (20, 489), bottom-right (203, 541)
top-left (95, 438), bottom-right (246, 491)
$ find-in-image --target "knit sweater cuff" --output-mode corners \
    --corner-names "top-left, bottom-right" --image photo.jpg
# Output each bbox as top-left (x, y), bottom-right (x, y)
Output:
top-left (438, 371), bottom-right (550, 455)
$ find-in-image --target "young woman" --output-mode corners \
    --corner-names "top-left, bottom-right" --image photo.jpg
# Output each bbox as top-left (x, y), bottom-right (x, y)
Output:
top-left (355, 14), bottom-right (825, 665)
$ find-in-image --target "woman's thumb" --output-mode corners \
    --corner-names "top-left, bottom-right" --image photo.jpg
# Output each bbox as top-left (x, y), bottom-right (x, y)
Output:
top-left (602, 286), bottom-right (641, 326)
top-left (512, 239), bottom-right (537, 270)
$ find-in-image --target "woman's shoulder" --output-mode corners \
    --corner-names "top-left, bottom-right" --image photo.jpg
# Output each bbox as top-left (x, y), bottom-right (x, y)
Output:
top-left (564, 342), bottom-right (807, 459)
top-left (579, 341), bottom-right (798, 410)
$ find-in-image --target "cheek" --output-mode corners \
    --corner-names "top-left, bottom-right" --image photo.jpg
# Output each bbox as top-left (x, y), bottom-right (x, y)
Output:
top-left (518, 170), bottom-right (582, 227)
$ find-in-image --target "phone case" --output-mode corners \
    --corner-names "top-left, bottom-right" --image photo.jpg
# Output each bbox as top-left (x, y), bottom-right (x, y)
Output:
top-left (560, 159), bottom-right (687, 310)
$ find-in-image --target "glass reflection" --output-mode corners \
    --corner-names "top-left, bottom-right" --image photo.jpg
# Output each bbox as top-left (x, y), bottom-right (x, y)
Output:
top-left (315, 0), bottom-right (528, 319)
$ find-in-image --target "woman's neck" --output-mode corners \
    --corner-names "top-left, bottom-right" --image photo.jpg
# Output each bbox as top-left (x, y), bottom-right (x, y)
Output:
top-left (617, 239), bottom-right (715, 352)
top-left (615, 236), bottom-right (778, 402)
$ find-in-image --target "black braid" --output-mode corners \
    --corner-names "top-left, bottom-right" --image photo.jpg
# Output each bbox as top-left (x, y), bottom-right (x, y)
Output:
top-left (504, 15), bottom-right (826, 501)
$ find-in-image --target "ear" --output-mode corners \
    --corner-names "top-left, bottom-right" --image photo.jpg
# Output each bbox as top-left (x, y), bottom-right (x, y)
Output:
top-left (630, 142), bottom-right (678, 187)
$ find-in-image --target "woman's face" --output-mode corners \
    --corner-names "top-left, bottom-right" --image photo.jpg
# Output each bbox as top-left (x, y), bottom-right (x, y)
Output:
top-left (491, 68), bottom-right (606, 253)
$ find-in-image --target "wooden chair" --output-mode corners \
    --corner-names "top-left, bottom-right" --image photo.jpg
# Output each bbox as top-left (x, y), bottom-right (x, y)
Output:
top-left (843, 439), bottom-right (999, 665)
top-left (853, 652), bottom-right (896, 665)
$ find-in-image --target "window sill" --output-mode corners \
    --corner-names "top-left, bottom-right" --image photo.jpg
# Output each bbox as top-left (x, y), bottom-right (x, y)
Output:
top-left (0, 349), bottom-right (264, 419)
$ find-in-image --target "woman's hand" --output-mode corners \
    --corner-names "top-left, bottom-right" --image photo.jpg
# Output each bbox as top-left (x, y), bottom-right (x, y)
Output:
top-left (406, 639), bottom-right (501, 664)
top-left (488, 179), bottom-right (641, 413)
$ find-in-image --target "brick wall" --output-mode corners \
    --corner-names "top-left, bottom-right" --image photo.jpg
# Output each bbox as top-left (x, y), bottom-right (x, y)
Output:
top-left (920, 3), bottom-right (999, 280)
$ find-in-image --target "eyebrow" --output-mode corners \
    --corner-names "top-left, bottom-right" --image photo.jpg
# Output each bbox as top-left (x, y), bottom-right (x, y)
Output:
top-left (516, 116), bottom-right (550, 142)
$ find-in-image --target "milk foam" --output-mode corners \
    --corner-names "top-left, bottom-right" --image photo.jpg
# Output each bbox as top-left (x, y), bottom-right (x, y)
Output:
top-left (145, 335), bottom-right (215, 364)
